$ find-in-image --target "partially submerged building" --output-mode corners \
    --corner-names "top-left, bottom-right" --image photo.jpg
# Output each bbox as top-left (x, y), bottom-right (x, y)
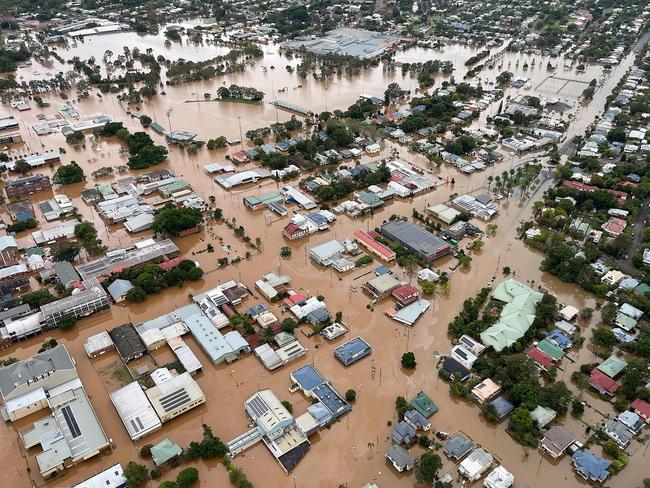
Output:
top-left (334, 336), bottom-right (372, 366)
top-left (145, 371), bottom-right (206, 423)
top-left (540, 426), bottom-right (576, 459)
top-left (459, 447), bottom-right (493, 481)
top-left (385, 444), bottom-right (415, 472)
top-left (380, 219), bottom-right (451, 261)
top-left (109, 381), bottom-right (162, 441)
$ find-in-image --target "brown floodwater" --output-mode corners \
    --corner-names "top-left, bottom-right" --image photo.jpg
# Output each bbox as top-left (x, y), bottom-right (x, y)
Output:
top-left (1, 25), bottom-right (648, 488)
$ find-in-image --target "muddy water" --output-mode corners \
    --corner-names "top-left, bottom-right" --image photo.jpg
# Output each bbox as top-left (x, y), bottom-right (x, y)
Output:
top-left (1, 27), bottom-right (647, 488)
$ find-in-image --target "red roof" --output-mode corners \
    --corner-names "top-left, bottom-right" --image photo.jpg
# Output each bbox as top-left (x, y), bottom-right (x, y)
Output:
top-left (232, 151), bottom-right (248, 162)
top-left (589, 369), bottom-right (620, 395)
top-left (353, 230), bottom-right (396, 259)
top-left (160, 256), bottom-right (185, 271)
top-left (631, 399), bottom-right (650, 421)
top-left (563, 180), bottom-right (628, 205)
top-left (526, 347), bottom-right (554, 370)
top-left (392, 284), bottom-right (419, 304)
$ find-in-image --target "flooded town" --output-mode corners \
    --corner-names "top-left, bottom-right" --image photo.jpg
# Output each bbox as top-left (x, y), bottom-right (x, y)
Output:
top-left (0, 1), bottom-right (649, 488)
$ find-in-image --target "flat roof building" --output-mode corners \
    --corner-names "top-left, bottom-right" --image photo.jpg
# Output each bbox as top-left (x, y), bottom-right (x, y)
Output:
top-left (459, 447), bottom-right (493, 481)
top-left (40, 278), bottom-right (109, 328)
top-left (362, 273), bottom-right (401, 300)
top-left (72, 463), bottom-right (126, 488)
top-left (353, 230), bottom-right (396, 262)
top-left (5, 173), bottom-right (51, 198)
top-left (110, 381), bottom-right (162, 440)
top-left (145, 372), bottom-right (206, 423)
top-left (333, 336), bottom-right (372, 366)
top-left (380, 219), bottom-right (451, 261)
top-left (84, 331), bottom-right (115, 358)
top-left (385, 299), bottom-right (430, 326)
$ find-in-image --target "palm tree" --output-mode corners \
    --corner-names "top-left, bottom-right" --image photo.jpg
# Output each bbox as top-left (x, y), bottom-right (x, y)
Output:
top-left (487, 175), bottom-right (494, 190)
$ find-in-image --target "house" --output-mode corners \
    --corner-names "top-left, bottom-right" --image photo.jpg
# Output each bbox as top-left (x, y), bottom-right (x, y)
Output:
top-left (540, 426), bottom-right (575, 459)
top-left (385, 299), bottom-right (430, 326)
top-left (459, 447), bottom-right (493, 481)
top-left (385, 444), bottom-right (415, 472)
top-left (441, 357), bottom-right (470, 381)
top-left (54, 262), bottom-right (80, 288)
top-left (282, 222), bottom-right (309, 241)
top-left (84, 331), bottom-right (115, 358)
top-left (559, 305), bottom-right (579, 321)
top-left (391, 284), bottom-right (420, 307)
top-left (603, 419), bottom-right (632, 447)
top-left (589, 369), bottom-right (620, 396)
top-left (597, 355), bottom-right (627, 378)
top-left (530, 405), bottom-right (556, 428)
top-left (526, 346), bottom-right (554, 371)
top-left (404, 409), bottom-right (431, 431)
top-left (451, 344), bottom-right (478, 369)
top-left (572, 450), bottom-right (611, 483)
top-left (484, 465), bottom-right (514, 488)
top-left (489, 395), bottom-right (514, 420)
top-left (362, 273), bottom-right (401, 301)
top-left (630, 398), bottom-right (650, 423)
top-left (617, 410), bottom-right (644, 435)
top-left (459, 335), bottom-right (486, 355)
top-left (619, 303), bottom-right (643, 320)
top-left (410, 391), bottom-right (438, 417)
top-left (392, 420), bottom-right (417, 445)
top-left (151, 439), bottom-right (183, 466)
top-left (472, 378), bottom-right (501, 404)
top-left (107, 279), bottom-right (134, 303)
top-left (443, 433), bottom-right (474, 460)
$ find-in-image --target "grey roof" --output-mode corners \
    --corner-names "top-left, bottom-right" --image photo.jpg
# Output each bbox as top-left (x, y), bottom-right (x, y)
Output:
top-left (392, 420), bottom-right (417, 444)
top-left (55, 261), bottom-right (80, 286)
top-left (0, 303), bottom-right (31, 323)
top-left (385, 444), bottom-right (415, 469)
top-left (380, 220), bottom-right (450, 260)
top-left (0, 344), bottom-right (74, 398)
top-left (108, 324), bottom-right (147, 361)
top-left (604, 419), bottom-right (633, 446)
top-left (404, 409), bottom-right (429, 430)
top-left (40, 278), bottom-right (108, 317)
top-left (490, 395), bottom-right (515, 419)
top-left (107, 279), bottom-right (134, 301)
top-left (541, 426), bottom-right (575, 456)
top-left (443, 433), bottom-right (474, 459)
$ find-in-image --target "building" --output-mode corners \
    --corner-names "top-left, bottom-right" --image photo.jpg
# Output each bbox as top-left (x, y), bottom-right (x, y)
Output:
top-left (451, 345), bottom-right (478, 370)
top-left (385, 299), bottom-right (430, 326)
top-left (380, 220), bottom-right (451, 261)
top-left (309, 240), bottom-right (345, 266)
top-left (385, 444), bottom-right (415, 472)
top-left (333, 336), bottom-right (372, 366)
top-left (40, 278), bottom-right (110, 328)
top-left (72, 464), bottom-right (126, 488)
top-left (109, 324), bottom-right (147, 362)
top-left (617, 410), bottom-right (643, 435)
top-left (480, 280), bottom-right (543, 352)
top-left (530, 405), bottom-right (556, 428)
top-left (5, 174), bottom-right (51, 198)
top-left (54, 261), bottom-right (80, 288)
top-left (353, 230), bottom-right (396, 262)
top-left (151, 439), bottom-right (183, 466)
top-left (631, 398), bottom-right (650, 423)
top-left (321, 322), bottom-right (348, 341)
top-left (488, 395), bottom-right (515, 420)
top-left (441, 357), bottom-right (470, 381)
top-left (597, 355), bottom-right (627, 378)
top-left (589, 369), bottom-right (620, 396)
top-left (392, 420), bottom-right (417, 445)
top-left (75, 239), bottom-right (179, 281)
top-left (145, 372), bottom-right (206, 423)
top-left (362, 273), bottom-right (401, 301)
top-left (443, 433), bottom-right (474, 460)
top-left (254, 341), bottom-right (307, 371)
top-left (404, 409), bottom-right (430, 431)
top-left (391, 284), bottom-right (420, 307)
top-left (107, 279), bottom-right (134, 303)
top-left (109, 381), bottom-right (162, 440)
top-left (290, 364), bottom-right (351, 421)
top-left (484, 465), bottom-right (515, 488)
top-left (540, 426), bottom-right (575, 458)
top-left (215, 169), bottom-right (271, 189)
top-left (603, 419), bottom-right (632, 447)
top-left (84, 331), bottom-right (115, 358)
top-left (459, 447), bottom-right (493, 481)
top-left (410, 391), bottom-right (438, 417)
top-left (472, 378), bottom-right (501, 404)
top-left (255, 272), bottom-right (292, 301)
top-left (572, 450), bottom-right (610, 483)
top-left (0, 346), bottom-right (109, 476)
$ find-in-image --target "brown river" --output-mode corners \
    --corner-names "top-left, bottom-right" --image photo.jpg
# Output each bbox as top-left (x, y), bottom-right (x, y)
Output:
top-left (1, 24), bottom-right (648, 488)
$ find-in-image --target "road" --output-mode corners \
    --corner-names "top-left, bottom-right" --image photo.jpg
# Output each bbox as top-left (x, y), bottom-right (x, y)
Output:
top-left (616, 197), bottom-right (650, 276)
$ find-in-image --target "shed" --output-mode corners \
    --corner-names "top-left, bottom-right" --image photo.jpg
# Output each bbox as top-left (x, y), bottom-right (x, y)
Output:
top-left (151, 439), bottom-right (183, 466)
top-left (84, 331), bottom-right (114, 358)
top-left (107, 279), bottom-right (134, 303)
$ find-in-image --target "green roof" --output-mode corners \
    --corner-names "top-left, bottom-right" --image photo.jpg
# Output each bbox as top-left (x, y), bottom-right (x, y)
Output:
top-left (480, 280), bottom-right (544, 351)
top-left (151, 439), bottom-right (183, 466)
top-left (597, 355), bottom-right (627, 379)
top-left (537, 338), bottom-right (564, 361)
top-left (274, 331), bottom-right (295, 347)
top-left (530, 405), bottom-right (556, 428)
top-left (410, 391), bottom-right (438, 418)
top-left (243, 191), bottom-right (283, 206)
top-left (615, 312), bottom-right (637, 331)
top-left (634, 283), bottom-right (650, 295)
top-left (150, 121), bottom-right (166, 134)
top-left (159, 179), bottom-right (190, 197)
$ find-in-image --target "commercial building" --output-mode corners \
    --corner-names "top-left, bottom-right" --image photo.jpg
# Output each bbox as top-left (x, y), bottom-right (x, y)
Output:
top-left (40, 278), bottom-right (110, 328)
top-left (290, 364), bottom-right (351, 421)
top-left (84, 331), bottom-right (115, 358)
top-left (392, 284), bottom-right (420, 307)
top-left (75, 239), bottom-right (179, 281)
top-left (107, 279), bottom-right (134, 303)
top-left (110, 381), bottom-right (162, 440)
top-left (5, 174), bottom-right (51, 198)
top-left (352, 230), bottom-right (396, 262)
top-left (362, 273), bottom-right (401, 301)
top-left (255, 272), bottom-right (292, 301)
top-left (333, 336), bottom-right (372, 366)
top-left (151, 439), bottom-right (183, 466)
top-left (109, 324), bottom-right (147, 362)
top-left (309, 240), bottom-right (345, 266)
top-left (0, 346), bottom-right (109, 477)
top-left (215, 168), bottom-right (271, 189)
top-left (72, 464), bottom-right (126, 488)
top-left (145, 371), bottom-right (205, 423)
top-left (380, 219), bottom-right (451, 261)
top-left (254, 340), bottom-right (307, 371)
top-left (385, 299), bottom-right (430, 326)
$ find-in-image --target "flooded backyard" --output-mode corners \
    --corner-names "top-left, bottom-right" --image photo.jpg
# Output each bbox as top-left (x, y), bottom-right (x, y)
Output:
top-left (0, 25), bottom-right (648, 488)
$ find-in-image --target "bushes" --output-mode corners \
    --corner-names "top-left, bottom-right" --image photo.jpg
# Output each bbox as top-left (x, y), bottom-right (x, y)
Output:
top-left (6, 218), bottom-right (38, 232)
top-left (229, 468), bottom-right (254, 488)
top-left (118, 260), bottom-right (204, 302)
top-left (153, 206), bottom-right (203, 236)
top-left (345, 389), bottom-right (357, 402)
top-left (124, 462), bottom-right (148, 488)
top-left (53, 161), bottom-right (85, 184)
top-left (184, 424), bottom-right (227, 461)
top-left (176, 467), bottom-right (199, 488)
top-left (355, 255), bottom-right (373, 267)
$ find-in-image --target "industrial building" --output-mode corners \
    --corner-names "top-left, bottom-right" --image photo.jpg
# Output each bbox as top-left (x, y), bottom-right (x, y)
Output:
top-left (290, 364), bottom-right (351, 421)
top-left (110, 381), bottom-right (162, 440)
top-left (72, 464), bottom-right (126, 488)
top-left (145, 371), bottom-right (206, 423)
top-left (380, 219), bottom-right (451, 262)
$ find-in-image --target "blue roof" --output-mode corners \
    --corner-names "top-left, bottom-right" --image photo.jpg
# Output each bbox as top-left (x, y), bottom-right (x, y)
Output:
top-left (490, 395), bottom-right (514, 418)
top-left (307, 307), bottom-right (330, 324)
top-left (313, 382), bottom-right (351, 419)
top-left (333, 336), bottom-right (372, 366)
top-left (292, 364), bottom-right (326, 391)
top-left (572, 450), bottom-right (611, 482)
top-left (546, 329), bottom-right (573, 349)
top-left (307, 212), bottom-right (328, 225)
top-left (392, 420), bottom-right (416, 444)
top-left (374, 265), bottom-right (390, 275)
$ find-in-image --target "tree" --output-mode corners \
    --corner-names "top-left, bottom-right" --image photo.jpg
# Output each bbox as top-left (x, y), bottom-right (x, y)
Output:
top-left (127, 131), bottom-right (154, 153)
top-left (176, 467), bottom-right (199, 488)
top-left (128, 145), bottom-right (168, 169)
top-left (281, 318), bottom-right (297, 333)
top-left (52, 241), bottom-right (81, 262)
top-left (124, 462), bottom-right (148, 488)
top-left (571, 400), bottom-right (585, 417)
top-left (482, 403), bottom-right (499, 422)
top-left (621, 359), bottom-right (648, 400)
top-left (637, 335), bottom-right (650, 358)
top-left (153, 207), bottom-right (203, 236)
top-left (415, 453), bottom-right (442, 483)
top-left (14, 159), bottom-right (31, 174)
top-left (58, 314), bottom-right (76, 330)
top-left (420, 280), bottom-right (437, 295)
top-left (395, 396), bottom-right (409, 417)
top-left (345, 389), bottom-right (357, 402)
top-left (139, 444), bottom-right (153, 458)
top-left (281, 400), bottom-right (293, 413)
top-left (401, 352), bottom-right (417, 369)
top-left (401, 254), bottom-right (419, 282)
top-left (592, 327), bottom-right (616, 347)
top-left (579, 307), bottom-right (593, 321)
top-left (159, 482), bottom-right (177, 488)
top-left (458, 251), bottom-right (472, 268)
top-left (384, 82), bottom-right (408, 105)
top-left (509, 407), bottom-right (535, 435)
top-left (126, 287), bottom-right (148, 302)
top-left (53, 161), bottom-right (85, 184)
top-left (601, 302), bottom-right (617, 324)
top-left (140, 115), bottom-right (152, 128)
top-left (207, 136), bottom-right (228, 149)
top-left (187, 266), bottom-right (204, 280)
top-left (280, 246), bottom-right (292, 258)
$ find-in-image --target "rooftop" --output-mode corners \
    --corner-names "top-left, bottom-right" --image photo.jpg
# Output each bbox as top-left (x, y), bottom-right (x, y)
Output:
top-left (333, 336), bottom-right (372, 366)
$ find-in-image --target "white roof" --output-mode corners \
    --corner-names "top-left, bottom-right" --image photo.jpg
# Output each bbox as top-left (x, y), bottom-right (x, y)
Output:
top-left (84, 331), bottom-right (114, 357)
top-left (459, 448), bottom-right (493, 479)
top-left (3, 312), bottom-right (43, 338)
top-left (72, 464), bottom-right (126, 488)
top-left (109, 382), bottom-right (161, 440)
top-left (484, 465), bottom-right (514, 488)
top-left (4, 387), bottom-right (46, 414)
top-left (173, 343), bottom-right (202, 374)
top-left (559, 305), bottom-right (579, 321)
top-left (255, 343), bottom-right (283, 370)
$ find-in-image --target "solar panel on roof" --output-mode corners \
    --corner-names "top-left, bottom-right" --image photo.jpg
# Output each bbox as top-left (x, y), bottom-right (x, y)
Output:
top-left (61, 405), bottom-right (81, 438)
top-left (159, 388), bottom-right (191, 413)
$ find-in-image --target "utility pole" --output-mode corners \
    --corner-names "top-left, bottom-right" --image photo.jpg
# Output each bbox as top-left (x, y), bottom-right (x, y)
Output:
top-left (238, 116), bottom-right (243, 149)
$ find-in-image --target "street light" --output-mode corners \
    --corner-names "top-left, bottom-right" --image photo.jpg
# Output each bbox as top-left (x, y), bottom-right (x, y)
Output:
top-left (166, 108), bottom-right (173, 135)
